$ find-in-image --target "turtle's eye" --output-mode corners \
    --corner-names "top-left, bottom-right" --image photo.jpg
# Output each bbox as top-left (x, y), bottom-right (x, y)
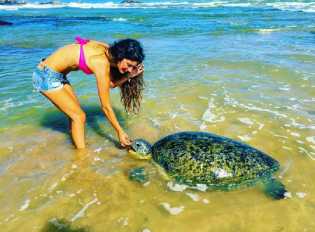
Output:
top-left (136, 142), bottom-right (141, 147)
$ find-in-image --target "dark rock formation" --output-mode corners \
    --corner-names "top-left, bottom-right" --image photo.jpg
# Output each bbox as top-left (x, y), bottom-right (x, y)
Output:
top-left (0, 20), bottom-right (13, 26)
top-left (120, 0), bottom-right (142, 4)
top-left (0, 0), bottom-right (25, 5)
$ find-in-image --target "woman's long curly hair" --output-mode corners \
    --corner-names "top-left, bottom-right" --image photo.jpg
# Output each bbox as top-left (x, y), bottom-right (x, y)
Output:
top-left (109, 39), bottom-right (145, 114)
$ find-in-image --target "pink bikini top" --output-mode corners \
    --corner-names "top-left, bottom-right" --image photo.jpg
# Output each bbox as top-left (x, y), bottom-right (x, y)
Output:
top-left (75, 36), bottom-right (93, 75)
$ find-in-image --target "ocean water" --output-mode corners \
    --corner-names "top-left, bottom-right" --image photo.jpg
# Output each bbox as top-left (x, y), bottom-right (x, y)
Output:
top-left (0, 1), bottom-right (315, 231)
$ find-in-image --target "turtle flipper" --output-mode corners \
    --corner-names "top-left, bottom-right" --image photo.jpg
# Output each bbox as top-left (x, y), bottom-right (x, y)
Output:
top-left (153, 162), bottom-right (171, 181)
top-left (262, 178), bottom-right (287, 200)
top-left (128, 167), bottom-right (149, 184)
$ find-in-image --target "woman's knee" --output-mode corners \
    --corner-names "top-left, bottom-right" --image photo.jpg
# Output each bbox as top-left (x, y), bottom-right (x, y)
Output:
top-left (71, 110), bottom-right (86, 124)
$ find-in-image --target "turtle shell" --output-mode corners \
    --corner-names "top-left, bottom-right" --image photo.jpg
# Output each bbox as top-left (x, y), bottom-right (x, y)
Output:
top-left (151, 131), bottom-right (280, 190)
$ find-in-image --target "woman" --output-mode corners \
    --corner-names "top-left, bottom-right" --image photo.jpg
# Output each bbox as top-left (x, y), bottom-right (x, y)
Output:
top-left (32, 36), bottom-right (145, 149)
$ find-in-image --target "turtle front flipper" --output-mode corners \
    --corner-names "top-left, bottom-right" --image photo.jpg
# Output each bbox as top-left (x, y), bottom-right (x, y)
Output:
top-left (152, 162), bottom-right (171, 181)
top-left (262, 178), bottom-right (287, 200)
top-left (128, 167), bottom-right (149, 184)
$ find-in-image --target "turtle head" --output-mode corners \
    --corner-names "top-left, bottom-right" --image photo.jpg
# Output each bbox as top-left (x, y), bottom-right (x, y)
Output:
top-left (128, 139), bottom-right (152, 160)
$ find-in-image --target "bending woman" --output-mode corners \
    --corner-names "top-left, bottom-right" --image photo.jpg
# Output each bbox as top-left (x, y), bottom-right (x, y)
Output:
top-left (32, 37), bottom-right (145, 149)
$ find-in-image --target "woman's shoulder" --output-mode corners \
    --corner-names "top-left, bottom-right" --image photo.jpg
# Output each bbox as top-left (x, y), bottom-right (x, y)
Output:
top-left (89, 40), bottom-right (110, 49)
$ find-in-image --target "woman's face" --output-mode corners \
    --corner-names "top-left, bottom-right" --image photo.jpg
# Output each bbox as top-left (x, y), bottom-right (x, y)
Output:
top-left (117, 59), bottom-right (138, 75)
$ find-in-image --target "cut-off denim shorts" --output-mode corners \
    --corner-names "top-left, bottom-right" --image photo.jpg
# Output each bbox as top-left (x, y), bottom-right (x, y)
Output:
top-left (32, 65), bottom-right (69, 92)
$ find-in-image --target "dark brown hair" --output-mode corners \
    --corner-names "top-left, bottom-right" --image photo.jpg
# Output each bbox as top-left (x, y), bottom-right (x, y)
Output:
top-left (110, 68), bottom-right (144, 114)
top-left (120, 73), bottom-right (144, 114)
top-left (109, 39), bottom-right (145, 114)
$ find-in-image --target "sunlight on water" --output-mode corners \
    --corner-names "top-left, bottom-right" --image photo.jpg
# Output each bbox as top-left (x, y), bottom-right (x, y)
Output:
top-left (0, 77), bottom-right (315, 231)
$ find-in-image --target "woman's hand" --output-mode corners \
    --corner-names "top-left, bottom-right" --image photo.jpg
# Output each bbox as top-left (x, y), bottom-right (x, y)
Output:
top-left (118, 131), bottom-right (132, 147)
top-left (128, 63), bottom-right (144, 79)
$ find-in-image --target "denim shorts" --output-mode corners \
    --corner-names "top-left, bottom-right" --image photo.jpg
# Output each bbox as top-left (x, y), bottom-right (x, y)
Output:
top-left (32, 65), bottom-right (69, 92)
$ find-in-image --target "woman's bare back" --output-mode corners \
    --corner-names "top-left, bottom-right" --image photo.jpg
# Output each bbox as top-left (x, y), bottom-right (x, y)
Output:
top-left (41, 41), bottom-right (109, 75)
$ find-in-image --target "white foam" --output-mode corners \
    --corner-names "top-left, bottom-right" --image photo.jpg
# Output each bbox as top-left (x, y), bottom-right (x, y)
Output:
top-left (150, 118), bottom-right (160, 128)
top-left (238, 135), bottom-right (251, 142)
top-left (142, 229), bottom-right (151, 232)
top-left (199, 122), bottom-right (207, 130)
top-left (306, 136), bottom-right (315, 145)
top-left (143, 181), bottom-right (150, 187)
top-left (290, 132), bottom-right (301, 137)
top-left (296, 192), bottom-right (307, 198)
top-left (67, 2), bottom-right (119, 9)
top-left (224, 95), bottom-right (288, 118)
top-left (117, 217), bottom-right (129, 226)
top-left (198, 96), bottom-right (208, 100)
top-left (191, 184), bottom-right (208, 192)
top-left (69, 193), bottom-right (76, 198)
top-left (278, 159), bottom-right (292, 179)
top-left (258, 123), bottom-right (264, 130)
top-left (286, 118), bottom-right (315, 130)
top-left (161, 202), bottom-right (184, 215)
top-left (298, 147), bottom-right (315, 160)
top-left (238, 117), bottom-right (254, 126)
top-left (0, 3), bottom-right (65, 10)
top-left (0, 98), bottom-right (24, 112)
top-left (0, 2), bottom-right (314, 12)
top-left (48, 182), bottom-right (58, 192)
top-left (4, 214), bottom-right (15, 222)
top-left (257, 28), bottom-right (282, 34)
top-left (284, 192), bottom-right (292, 199)
top-left (179, 104), bottom-right (188, 111)
top-left (266, 2), bottom-right (315, 13)
top-left (19, 199), bottom-right (30, 211)
top-left (71, 197), bottom-right (98, 222)
top-left (185, 192), bottom-right (200, 202)
top-left (94, 147), bottom-right (102, 153)
top-left (167, 181), bottom-right (188, 192)
top-left (169, 112), bottom-right (178, 119)
top-left (202, 108), bottom-right (216, 122)
top-left (282, 146), bottom-right (292, 151)
top-left (112, 17), bottom-right (127, 22)
top-left (202, 199), bottom-right (210, 204)
top-left (278, 86), bottom-right (291, 91)
top-left (202, 98), bottom-right (225, 123)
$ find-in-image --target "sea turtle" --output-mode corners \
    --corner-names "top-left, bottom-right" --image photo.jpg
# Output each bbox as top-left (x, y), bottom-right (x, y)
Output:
top-left (128, 131), bottom-right (287, 199)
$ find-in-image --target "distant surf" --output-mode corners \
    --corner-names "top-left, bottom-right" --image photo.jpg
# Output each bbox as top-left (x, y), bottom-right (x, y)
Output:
top-left (0, 1), bottom-right (314, 12)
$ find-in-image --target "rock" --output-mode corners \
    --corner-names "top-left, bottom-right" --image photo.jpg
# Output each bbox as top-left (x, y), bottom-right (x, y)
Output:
top-left (120, 0), bottom-right (141, 4)
top-left (39, 1), bottom-right (60, 5)
top-left (0, 0), bottom-right (25, 5)
top-left (0, 20), bottom-right (13, 26)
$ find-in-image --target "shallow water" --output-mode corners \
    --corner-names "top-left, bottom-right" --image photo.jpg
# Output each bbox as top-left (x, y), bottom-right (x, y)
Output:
top-left (0, 1), bottom-right (315, 231)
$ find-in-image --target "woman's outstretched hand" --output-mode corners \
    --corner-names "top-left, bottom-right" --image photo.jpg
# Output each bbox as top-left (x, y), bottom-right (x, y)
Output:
top-left (128, 63), bottom-right (144, 79)
top-left (118, 131), bottom-right (132, 147)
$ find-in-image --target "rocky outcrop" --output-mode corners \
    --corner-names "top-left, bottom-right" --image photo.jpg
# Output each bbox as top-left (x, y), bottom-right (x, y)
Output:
top-left (120, 0), bottom-right (142, 4)
top-left (0, 20), bottom-right (13, 26)
top-left (0, 0), bottom-right (25, 5)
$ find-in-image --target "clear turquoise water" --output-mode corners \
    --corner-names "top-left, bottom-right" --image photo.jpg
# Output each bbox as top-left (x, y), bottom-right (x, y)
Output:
top-left (0, 1), bottom-right (315, 231)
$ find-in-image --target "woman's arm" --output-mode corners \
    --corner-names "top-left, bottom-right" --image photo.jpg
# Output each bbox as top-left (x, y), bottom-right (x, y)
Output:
top-left (90, 57), bottom-right (131, 146)
top-left (110, 75), bottom-right (129, 88)
top-left (110, 63), bottom-right (144, 88)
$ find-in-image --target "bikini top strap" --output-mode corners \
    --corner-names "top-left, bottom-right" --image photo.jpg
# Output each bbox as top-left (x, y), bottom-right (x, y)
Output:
top-left (75, 36), bottom-right (90, 45)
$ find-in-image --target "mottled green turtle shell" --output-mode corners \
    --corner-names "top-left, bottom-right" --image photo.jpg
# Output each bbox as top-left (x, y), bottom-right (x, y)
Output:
top-left (151, 131), bottom-right (279, 190)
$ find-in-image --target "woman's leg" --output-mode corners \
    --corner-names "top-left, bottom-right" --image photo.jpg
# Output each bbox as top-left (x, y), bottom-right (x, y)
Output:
top-left (63, 84), bottom-right (81, 132)
top-left (41, 87), bottom-right (86, 149)
top-left (63, 84), bottom-right (80, 105)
